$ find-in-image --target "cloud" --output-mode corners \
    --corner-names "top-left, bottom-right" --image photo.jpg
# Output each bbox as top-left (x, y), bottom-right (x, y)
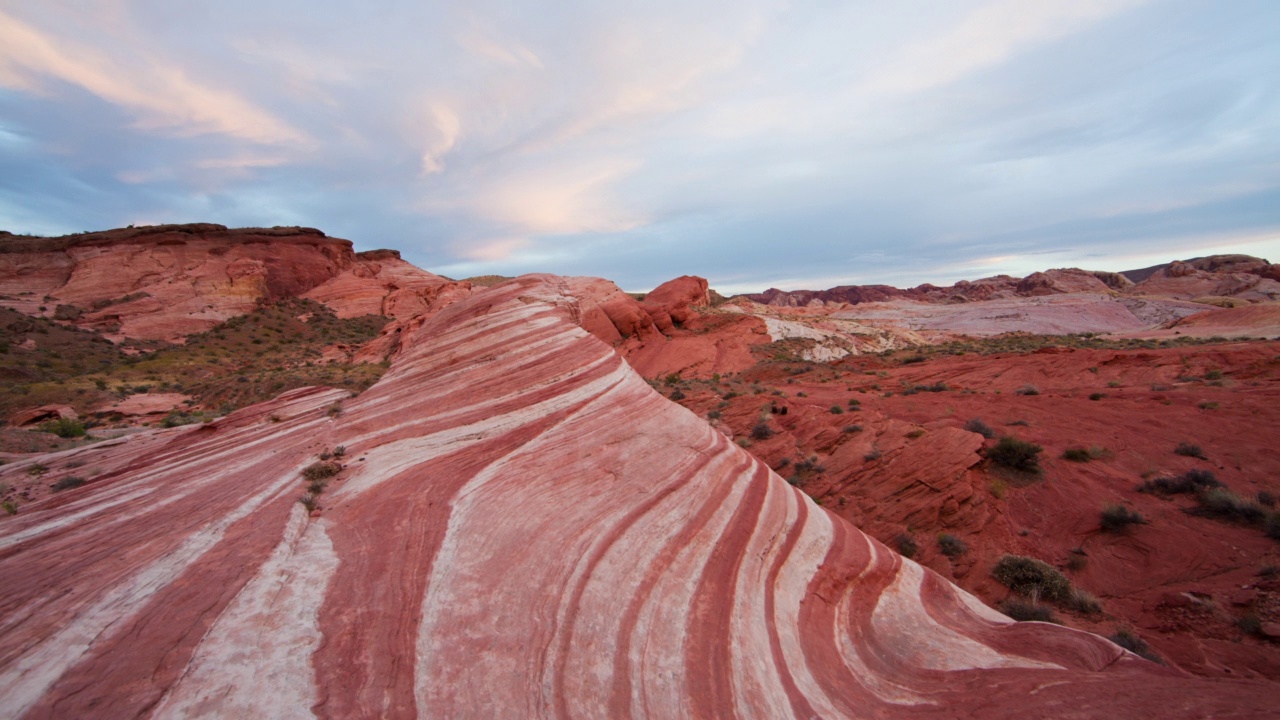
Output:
top-left (0, 9), bottom-right (305, 145)
top-left (861, 0), bottom-right (1149, 96)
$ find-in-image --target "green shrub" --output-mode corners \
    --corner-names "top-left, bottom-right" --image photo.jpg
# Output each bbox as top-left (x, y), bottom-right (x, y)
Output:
top-left (1014, 384), bottom-right (1040, 396)
top-left (39, 417), bottom-right (85, 438)
top-left (829, 405), bottom-right (843, 414)
top-left (842, 424), bottom-right (862, 433)
top-left (985, 436), bottom-right (1043, 475)
top-left (992, 555), bottom-right (1071, 602)
top-left (750, 422), bottom-right (775, 440)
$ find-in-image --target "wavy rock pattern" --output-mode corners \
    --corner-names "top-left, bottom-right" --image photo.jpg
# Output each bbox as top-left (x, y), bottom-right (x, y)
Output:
top-left (0, 275), bottom-right (1272, 718)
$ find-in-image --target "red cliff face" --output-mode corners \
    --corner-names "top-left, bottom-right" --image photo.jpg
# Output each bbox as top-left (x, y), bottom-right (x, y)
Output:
top-left (0, 274), bottom-right (1273, 718)
top-left (0, 225), bottom-right (448, 341)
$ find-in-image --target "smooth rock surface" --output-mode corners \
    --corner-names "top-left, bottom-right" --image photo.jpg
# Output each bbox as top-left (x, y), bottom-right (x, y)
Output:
top-left (1, 274), bottom-right (1274, 718)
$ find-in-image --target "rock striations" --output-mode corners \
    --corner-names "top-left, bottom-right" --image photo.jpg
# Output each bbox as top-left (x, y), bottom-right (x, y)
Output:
top-left (0, 274), bottom-right (1273, 718)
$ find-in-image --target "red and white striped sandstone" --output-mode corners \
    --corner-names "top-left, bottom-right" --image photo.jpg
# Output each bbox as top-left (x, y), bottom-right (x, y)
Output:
top-left (0, 275), bottom-right (1273, 718)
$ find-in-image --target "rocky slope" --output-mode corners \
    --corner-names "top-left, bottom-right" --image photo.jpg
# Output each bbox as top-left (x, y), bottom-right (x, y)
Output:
top-left (0, 225), bottom-right (447, 342)
top-left (3, 274), bottom-right (1275, 718)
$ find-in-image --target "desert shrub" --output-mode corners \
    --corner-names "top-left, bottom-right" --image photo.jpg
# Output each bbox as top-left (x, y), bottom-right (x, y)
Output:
top-left (992, 555), bottom-right (1071, 602)
top-left (1088, 392), bottom-right (1105, 401)
top-left (1014, 384), bottom-right (1040, 396)
top-left (843, 424), bottom-right (862, 433)
top-left (937, 533), bottom-right (967, 557)
top-left (901, 355), bottom-right (926, 364)
top-left (1237, 613), bottom-right (1263, 636)
top-left (864, 449), bottom-right (882, 462)
top-left (985, 436), bottom-right (1043, 475)
top-left (707, 410), bottom-right (722, 420)
top-left (299, 493), bottom-right (320, 512)
top-left (1258, 491), bottom-right (1276, 508)
top-left (750, 422), bottom-right (775, 440)
top-left (894, 533), bottom-right (918, 559)
top-left (1109, 629), bottom-right (1161, 662)
top-left (1195, 488), bottom-right (1266, 524)
top-left (326, 402), bottom-right (344, 417)
top-left (829, 405), bottom-right (843, 414)
top-left (1100, 504), bottom-right (1145, 533)
top-left (1267, 514), bottom-right (1280, 542)
top-left (964, 418), bottom-right (995, 439)
top-left (28, 463), bottom-right (48, 476)
top-left (1062, 447), bottom-right (1092, 462)
top-left (39, 417), bottom-right (85, 438)
top-left (302, 462), bottom-right (341, 482)
top-left (1174, 442), bottom-right (1206, 459)
top-left (1204, 369), bottom-right (1224, 381)
top-left (669, 389), bottom-right (686, 401)
top-left (1137, 469), bottom-right (1220, 495)
top-left (1066, 588), bottom-right (1102, 615)
top-left (50, 476), bottom-right (86, 492)
top-left (2, 501), bottom-right (16, 515)
top-left (999, 598), bottom-right (1057, 623)
top-left (1198, 401), bottom-right (1219, 410)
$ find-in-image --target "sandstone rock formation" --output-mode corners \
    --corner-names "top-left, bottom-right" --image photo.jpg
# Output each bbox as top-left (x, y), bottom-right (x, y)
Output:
top-left (1, 274), bottom-right (1274, 718)
top-left (0, 225), bottom-right (447, 341)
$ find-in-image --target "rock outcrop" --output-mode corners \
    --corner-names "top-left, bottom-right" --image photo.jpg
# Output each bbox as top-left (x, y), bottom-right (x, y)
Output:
top-left (1, 274), bottom-right (1273, 718)
top-left (0, 225), bottom-right (448, 341)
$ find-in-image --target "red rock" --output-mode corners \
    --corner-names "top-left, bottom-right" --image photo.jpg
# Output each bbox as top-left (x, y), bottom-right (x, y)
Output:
top-left (8, 404), bottom-right (77, 427)
top-left (1, 274), bottom-right (1274, 717)
top-left (0, 224), bottom-right (356, 341)
top-left (1261, 623), bottom-right (1280, 639)
top-left (640, 275), bottom-right (710, 329)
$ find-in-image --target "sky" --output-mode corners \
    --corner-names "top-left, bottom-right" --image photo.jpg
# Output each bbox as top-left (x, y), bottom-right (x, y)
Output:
top-left (1, 1), bottom-right (1278, 293)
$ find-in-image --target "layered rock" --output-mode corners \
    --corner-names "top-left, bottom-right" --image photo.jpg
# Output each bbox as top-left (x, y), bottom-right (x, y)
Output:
top-left (0, 225), bottom-right (448, 341)
top-left (1, 274), bottom-right (1273, 718)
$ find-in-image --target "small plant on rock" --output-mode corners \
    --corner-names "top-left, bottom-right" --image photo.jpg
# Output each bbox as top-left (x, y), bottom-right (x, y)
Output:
top-left (1174, 442), bottom-right (1206, 459)
top-left (964, 418), bottom-right (995, 439)
top-left (999, 598), bottom-right (1058, 623)
top-left (937, 533), bottom-right (967, 558)
top-left (992, 554), bottom-right (1071, 602)
top-left (894, 533), bottom-right (918, 559)
top-left (985, 436), bottom-right (1043, 476)
top-left (1100, 504), bottom-right (1145, 533)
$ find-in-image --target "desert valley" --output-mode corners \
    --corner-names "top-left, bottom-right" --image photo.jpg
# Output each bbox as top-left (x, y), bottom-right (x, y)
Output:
top-left (0, 224), bottom-right (1277, 717)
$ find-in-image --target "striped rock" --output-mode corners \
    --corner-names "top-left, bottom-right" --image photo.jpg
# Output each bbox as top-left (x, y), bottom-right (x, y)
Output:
top-left (0, 275), bottom-right (1272, 718)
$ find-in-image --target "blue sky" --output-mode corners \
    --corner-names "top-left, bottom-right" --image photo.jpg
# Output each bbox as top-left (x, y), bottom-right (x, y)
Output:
top-left (1, 1), bottom-right (1277, 292)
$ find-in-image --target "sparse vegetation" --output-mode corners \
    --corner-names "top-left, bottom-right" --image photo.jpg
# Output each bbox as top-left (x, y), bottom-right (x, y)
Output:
top-left (1137, 468), bottom-right (1221, 495)
top-left (1109, 629), bottom-right (1162, 663)
top-left (1062, 447), bottom-right (1092, 462)
top-left (302, 461), bottom-right (341, 482)
top-left (964, 418), bottom-right (995, 438)
top-left (829, 405), bottom-right (843, 414)
top-left (937, 533), bottom-right (967, 558)
top-left (992, 554), bottom-right (1071, 602)
top-left (38, 417), bottom-right (85, 438)
top-left (50, 476), bottom-right (86, 492)
top-left (1014, 384), bottom-right (1040, 396)
top-left (894, 533), bottom-right (918, 559)
top-left (1100, 504), bottom-right (1145, 533)
top-left (985, 436), bottom-right (1043, 476)
top-left (750, 422), bottom-right (775, 440)
top-left (998, 598), bottom-right (1057, 623)
top-left (1174, 442), bottom-right (1207, 459)
top-left (1088, 392), bottom-right (1105, 401)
